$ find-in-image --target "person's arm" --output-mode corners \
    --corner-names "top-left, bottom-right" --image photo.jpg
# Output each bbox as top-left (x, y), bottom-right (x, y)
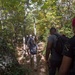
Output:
top-left (59, 55), bottom-right (72, 75)
top-left (45, 41), bottom-right (52, 61)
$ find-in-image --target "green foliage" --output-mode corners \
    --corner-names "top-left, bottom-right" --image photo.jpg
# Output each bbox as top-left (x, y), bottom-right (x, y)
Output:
top-left (0, 0), bottom-right (75, 75)
top-left (0, 38), bottom-right (31, 75)
top-left (0, 0), bottom-right (74, 42)
top-left (3, 65), bottom-right (30, 75)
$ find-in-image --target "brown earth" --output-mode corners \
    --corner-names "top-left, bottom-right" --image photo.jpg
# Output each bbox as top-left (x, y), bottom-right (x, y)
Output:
top-left (16, 42), bottom-right (49, 75)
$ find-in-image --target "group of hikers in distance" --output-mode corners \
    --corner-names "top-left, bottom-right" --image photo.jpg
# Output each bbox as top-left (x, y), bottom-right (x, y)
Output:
top-left (25, 18), bottom-right (75, 75)
top-left (45, 17), bottom-right (75, 75)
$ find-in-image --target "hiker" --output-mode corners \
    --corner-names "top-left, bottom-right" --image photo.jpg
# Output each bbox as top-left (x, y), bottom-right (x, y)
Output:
top-left (27, 34), bottom-right (37, 70)
top-left (59, 18), bottom-right (75, 75)
top-left (27, 34), bottom-right (37, 55)
top-left (45, 27), bottom-right (68, 75)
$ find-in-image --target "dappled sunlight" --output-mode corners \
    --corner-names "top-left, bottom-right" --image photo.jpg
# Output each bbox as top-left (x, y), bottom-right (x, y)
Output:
top-left (16, 42), bottom-right (48, 75)
top-left (0, 0), bottom-right (74, 74)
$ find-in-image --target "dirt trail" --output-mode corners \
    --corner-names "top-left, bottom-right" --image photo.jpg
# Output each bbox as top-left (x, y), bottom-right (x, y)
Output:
top-left (25, 54), bottom-right (48, 75)
top-left (17, 42), bottom-right (48, 75)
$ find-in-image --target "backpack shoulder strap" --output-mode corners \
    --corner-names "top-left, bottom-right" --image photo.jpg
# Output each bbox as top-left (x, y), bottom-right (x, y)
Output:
top-left (51, 34), bottom-right (59, 49)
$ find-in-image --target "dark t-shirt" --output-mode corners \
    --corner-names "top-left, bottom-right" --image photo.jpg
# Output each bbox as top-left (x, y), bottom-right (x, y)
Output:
top-left (63, 35), bottom-right (75, 74)
top-left (48, 34), bottom-right (62, 61)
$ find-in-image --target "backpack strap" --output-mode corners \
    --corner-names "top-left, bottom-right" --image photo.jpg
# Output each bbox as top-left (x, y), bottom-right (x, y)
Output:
top-left (51, 34), bottom-right (59, 51)
top-left (53, 34), bottom-right (60, 47)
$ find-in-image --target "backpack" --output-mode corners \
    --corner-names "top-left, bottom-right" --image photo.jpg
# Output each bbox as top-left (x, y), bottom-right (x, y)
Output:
top-left (27, 37), bottom-right (37, 55)
top-left (30, 44), bottom-right (37, 55)
top-left (27, 37), bottom-right (34, 47)
top-left (54, 34), bottom-right (69, 55)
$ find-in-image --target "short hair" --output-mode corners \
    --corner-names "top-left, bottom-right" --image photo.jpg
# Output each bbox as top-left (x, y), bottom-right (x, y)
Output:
top-left (50, 27), bottom-right (56, 32)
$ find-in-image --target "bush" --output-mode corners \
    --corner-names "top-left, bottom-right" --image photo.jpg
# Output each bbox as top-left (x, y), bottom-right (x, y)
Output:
top-left (0, 38), bottom-right (31, 75)
top-left (3, 64), bottom-right (30, 75)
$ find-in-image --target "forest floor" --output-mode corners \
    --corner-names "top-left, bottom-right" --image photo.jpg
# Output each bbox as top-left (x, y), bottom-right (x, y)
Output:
top-left (16, 42), bottom-right (49, 75)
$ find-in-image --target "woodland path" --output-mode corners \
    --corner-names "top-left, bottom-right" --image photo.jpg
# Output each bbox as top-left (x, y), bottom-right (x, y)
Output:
top-left (16, 42), bottom-right (49, 75)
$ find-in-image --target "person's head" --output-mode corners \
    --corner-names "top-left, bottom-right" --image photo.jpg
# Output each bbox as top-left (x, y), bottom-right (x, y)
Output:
top-left (26, 35), bottom-right (28, 37)
top-left (72, 18), bottom-right (75, 34)
top-left (62, 34), bottom-right (66, 37)
top-left (50, 27), bottom-right (57, 35)
top-left (29, 34), bottom-right (32, 38)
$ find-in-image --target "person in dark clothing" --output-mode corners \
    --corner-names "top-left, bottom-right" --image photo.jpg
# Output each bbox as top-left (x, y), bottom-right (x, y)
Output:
top-left (45, 27), bottom-right (62, 75)
top-left (27, 35), bottom-right (37, 70)
top-left (59, 18), bottom-right (75, 75)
